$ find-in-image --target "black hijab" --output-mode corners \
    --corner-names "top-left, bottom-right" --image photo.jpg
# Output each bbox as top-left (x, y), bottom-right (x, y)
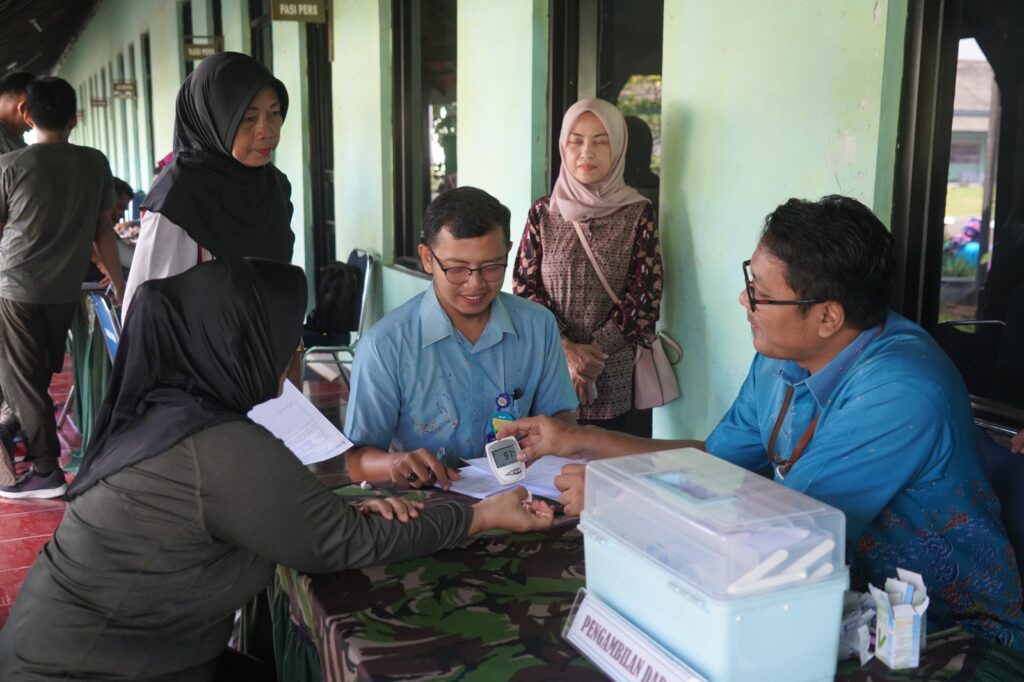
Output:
top-left (142, 52), bottom-right (295, 262)
top-left (67, 259), bottom-right (307, 499)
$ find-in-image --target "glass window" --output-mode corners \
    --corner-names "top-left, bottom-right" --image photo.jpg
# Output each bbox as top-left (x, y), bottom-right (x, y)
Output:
top-left (550, 0), bottom-right (663, 207)
top-left (897, 4), bottom-right (1024, 425)
top-left (307, 8), bottom-right (336, 270)
top-left (392, 0), bottom-right (457, 265)
top-left (141, 33), bottom-right (157, 176)
top-left (182, 0), bottom-right (195, 76)
top-left (938, 39), bottom-right (995, 324)
top-left (249, 0), bottom-right (273, 72)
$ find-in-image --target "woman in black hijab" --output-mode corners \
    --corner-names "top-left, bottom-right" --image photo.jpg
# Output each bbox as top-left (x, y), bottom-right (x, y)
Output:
top-left (122, 52), bottom-right (295, 319)
top-left (0, 259), bottom-right (552, 681)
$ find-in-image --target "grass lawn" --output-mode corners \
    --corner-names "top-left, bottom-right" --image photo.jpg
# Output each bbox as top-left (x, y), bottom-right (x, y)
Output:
top-left (945, 184), bottom-right (985, 220)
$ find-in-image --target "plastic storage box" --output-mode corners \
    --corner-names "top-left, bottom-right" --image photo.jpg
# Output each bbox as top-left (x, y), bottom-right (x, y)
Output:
top-left (581, 448), bottom-right (848, 682)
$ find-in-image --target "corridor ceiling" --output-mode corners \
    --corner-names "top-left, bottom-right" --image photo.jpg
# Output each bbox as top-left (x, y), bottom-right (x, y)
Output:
top-left (0, 0), bottom-right (101, 77)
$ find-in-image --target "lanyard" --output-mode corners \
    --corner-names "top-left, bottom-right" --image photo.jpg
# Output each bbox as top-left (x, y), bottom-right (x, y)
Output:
top-left (766, 385), bottom-right (819, 479)
top-left (765, 324), bottom-right (885, 479)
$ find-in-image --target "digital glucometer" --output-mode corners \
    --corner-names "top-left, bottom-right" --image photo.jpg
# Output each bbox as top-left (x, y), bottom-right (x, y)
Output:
top-left (483, 436), bottom-right (526, 485)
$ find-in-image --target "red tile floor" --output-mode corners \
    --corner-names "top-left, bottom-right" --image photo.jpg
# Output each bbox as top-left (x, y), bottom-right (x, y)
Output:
top-left (0, 359), bottom-right (348, 630)
top-left (0, 354), bottom-right (79, 629)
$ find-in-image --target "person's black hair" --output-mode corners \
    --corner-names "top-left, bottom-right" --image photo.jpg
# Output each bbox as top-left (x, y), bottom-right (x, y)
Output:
top-left (0, 72), bottom-right (35, 97)
top-left (25, 77), bottom-right (76, 131)
top-left (113, 177), bottom-right (134, 198)
top-left (760, 195), bottom-right (894, 330)
top-left (420, 186), bottom-right (511, 246)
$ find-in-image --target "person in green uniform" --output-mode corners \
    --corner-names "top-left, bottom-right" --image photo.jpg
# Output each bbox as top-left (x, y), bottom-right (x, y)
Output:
top-left (0, 258), bottom-right (552, 680)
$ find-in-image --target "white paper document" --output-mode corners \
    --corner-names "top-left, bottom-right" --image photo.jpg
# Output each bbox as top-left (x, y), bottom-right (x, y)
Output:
top-left (248, 382), bottom-right (353, 466)
top-left (447, 455), bottom-right (582, 500)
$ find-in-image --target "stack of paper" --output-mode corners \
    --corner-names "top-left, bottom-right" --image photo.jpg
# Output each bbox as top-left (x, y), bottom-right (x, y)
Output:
top-left (446, 455), bottom-right (582, 500)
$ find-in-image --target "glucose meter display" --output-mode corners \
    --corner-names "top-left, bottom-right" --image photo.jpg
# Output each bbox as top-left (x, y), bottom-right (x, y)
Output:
top-left (490, 443), bottom-right (519, 468)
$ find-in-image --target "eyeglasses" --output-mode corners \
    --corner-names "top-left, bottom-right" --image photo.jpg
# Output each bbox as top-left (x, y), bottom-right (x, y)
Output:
top-left (742, 260), bottom-right (824, 312)
top-left (426, 245), bottom-right (508, 284)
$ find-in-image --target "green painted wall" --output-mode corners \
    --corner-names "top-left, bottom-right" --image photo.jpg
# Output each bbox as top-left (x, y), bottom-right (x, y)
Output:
top-left (330, 0), bottom-right (551, 323)
top-left (457, 0), bottom-right (549, 285)
top-left (51, 0), bottom-right (913, 443)
top-left (331, 0), bottom-right (395, 320)
top-left (654, 0), bottom-right (908, 439)
top-left (221, 0), bottom-right (251, 54)
top-left (58, 0), bottom-right (185, 193)
top-left (271, 21), bottom-right (315, 293)
top-left (57, 0), bottom-right (313, 281)
top-left (332, 0), bottom-right (394, 263)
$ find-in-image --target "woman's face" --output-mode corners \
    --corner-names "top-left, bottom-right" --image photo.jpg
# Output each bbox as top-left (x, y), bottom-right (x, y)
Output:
top-left (231, 85), bottom-right (283, 167)
top-left (565, 111), bottom-right (612, 185)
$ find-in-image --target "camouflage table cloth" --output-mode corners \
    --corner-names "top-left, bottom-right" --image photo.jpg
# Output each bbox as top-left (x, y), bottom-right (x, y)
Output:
top-left (277, 486), bottom-right (601, 681)
top-left (275, 486), bottom-right (1024, 681)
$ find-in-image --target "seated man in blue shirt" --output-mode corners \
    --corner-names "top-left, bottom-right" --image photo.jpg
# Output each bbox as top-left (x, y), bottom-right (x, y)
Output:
top-left (500, 195), bottom-right (1024, 648)
top-left (345, 186), bottom-right (578, 488)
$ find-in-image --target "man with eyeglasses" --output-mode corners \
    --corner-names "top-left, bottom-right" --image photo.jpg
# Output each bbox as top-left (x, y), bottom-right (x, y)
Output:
top-left (499, 195), bottom-right (1024, 648)
top-left (343, 187), bottom-right (578, 488)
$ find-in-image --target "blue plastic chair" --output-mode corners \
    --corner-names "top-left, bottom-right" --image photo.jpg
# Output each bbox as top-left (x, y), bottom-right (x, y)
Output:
top-left (88, 291), bottom-right (121, 363)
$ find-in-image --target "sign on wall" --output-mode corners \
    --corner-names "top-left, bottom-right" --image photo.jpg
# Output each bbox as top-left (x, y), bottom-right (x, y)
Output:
top-left (90, 97), bottom-right (107, 108)
top-left (112, 80), bottom-right (137, 99)
top-left (183, 35), bottom-right (223, 61)
top-left (270, 0), bottom-right (325, 23)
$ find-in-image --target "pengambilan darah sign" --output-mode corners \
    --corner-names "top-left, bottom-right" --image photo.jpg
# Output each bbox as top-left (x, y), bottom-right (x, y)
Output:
top-left (564, 590), bottom-right (705, 682)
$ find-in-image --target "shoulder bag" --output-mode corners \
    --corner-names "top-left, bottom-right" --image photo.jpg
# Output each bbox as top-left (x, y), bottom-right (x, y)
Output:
top-left (571, 221), bottom-right (682, 409)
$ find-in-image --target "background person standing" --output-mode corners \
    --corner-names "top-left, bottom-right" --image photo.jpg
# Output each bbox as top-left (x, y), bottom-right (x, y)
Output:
top-left (0, 76), bottom-right (124, 496)
top-left (514, 98), bottom-right (662, 437)
top-left (0, 71), bottom-right (36, 463)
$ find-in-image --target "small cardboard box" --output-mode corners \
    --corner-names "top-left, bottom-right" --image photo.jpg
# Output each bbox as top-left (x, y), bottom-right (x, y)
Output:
top-left (870, 569), bottom-right (929, 669)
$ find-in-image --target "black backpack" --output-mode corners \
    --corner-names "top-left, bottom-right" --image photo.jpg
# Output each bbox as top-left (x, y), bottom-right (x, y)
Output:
top-left (305, 261), bottom-right (363, 344)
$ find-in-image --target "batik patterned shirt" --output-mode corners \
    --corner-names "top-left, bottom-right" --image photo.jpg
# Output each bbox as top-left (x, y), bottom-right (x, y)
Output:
top-left (706, 312), bottom-right (1024, 648)
top-left (513, 196), bottom-right (662, 420)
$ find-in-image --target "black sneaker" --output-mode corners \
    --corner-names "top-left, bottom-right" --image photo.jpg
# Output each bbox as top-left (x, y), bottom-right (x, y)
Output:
top-left (0, 468), bottom-right (67, 499)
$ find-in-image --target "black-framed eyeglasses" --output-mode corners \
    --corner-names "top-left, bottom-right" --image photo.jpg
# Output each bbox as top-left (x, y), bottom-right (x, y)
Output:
top-left (742, 260), bottom-right (824, 312)
top-left (426, 245), bottom-right (508, 284)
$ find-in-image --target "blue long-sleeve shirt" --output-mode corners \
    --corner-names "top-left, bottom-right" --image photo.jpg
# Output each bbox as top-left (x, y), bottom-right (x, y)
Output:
top-left (706, 311), bottom-right (1024, 648)
top-left (345, 288), bottom-right (578, 466)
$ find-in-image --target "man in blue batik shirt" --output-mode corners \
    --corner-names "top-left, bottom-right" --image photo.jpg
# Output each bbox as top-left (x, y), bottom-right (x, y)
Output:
top-left (344, 187), bottom-right (577, 489)
top-left (501, 195), bottom-right (1024, 649)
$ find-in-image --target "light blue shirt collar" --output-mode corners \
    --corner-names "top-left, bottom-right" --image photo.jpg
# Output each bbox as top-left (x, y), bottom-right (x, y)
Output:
top-left (419, 286), bottom-right (518, 352)
top-left (780, 324), bottom-right (881, 408)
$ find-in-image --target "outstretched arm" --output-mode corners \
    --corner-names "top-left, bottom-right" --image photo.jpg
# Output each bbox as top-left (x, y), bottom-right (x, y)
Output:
top-left (497, 414), bottom-right (702, 462)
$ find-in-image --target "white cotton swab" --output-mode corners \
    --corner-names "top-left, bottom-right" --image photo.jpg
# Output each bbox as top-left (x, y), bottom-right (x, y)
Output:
top-left (787, 539), bottom-right (835, 574)
top-left (809, 563), bottom-right (834, 580)
top-left (731, 548), bottom-right (789, 587)
top-left (727, 569), bottom-right (808, 596)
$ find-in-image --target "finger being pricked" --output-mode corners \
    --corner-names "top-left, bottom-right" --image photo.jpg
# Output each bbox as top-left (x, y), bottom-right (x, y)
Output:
top-left (505, 487), bottom-right (555, 529)
top-left (361, 497), bottom-right (425, 522)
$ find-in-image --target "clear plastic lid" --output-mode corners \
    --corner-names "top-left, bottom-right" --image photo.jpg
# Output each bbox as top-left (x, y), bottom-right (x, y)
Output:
top-left (583, 448), bottom-right (846, 599)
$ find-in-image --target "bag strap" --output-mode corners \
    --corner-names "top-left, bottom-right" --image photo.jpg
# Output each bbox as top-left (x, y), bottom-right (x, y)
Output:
top-left (572, 221), bottom-right (621, 306)
top-left (659, 333), bottom-right (683, 364)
